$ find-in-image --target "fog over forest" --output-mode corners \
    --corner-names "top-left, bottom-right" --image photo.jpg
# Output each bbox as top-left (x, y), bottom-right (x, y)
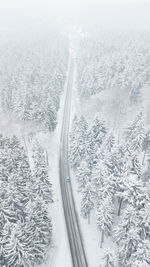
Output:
top-left (0, 1), bottom-right (150, 267)
top-left (0, 0), bottom-right (150, 32)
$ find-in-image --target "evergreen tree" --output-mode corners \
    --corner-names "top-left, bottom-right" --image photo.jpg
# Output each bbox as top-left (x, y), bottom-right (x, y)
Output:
top-left (101, 248), bottom-right (117, 267)
top-left (69, 137), bottom-right (86, 169)
top-left (114, 205), bottom-right (140, 266)
top-left (78, 116), bottom-right (88, 138)
top-left (69, 115), bottom-right (89, 169)
top-left (0, 222), bottom-right (12, 266)
top-left (127, 240), bottom-right (150, 267)
top-left (97, 196), bottom-right (114, 247)
top-left (105, 146), bottom-right (126, 177)
top-left (27, 200), bottom-right (52, 247)
top-left (91, 158), bottom-right (108, 189)
top-left (89, 116), bottom-right (107, 150)
top-left (138, 202), bottom-right (150, 239)
top-left (126, 177), bottom-right (150, 210)
top-left (130, 154), bottom-right (141, 177)
top-left (76, 161), bottom-right (91, 192)
top-left (69, 115), bottom-right (80, 142)
top-left (142, 131), bottom-right (150, 165)
top-left (124, 113), bottom-right (145, 153)
top-left (4, 225), bottom-right (31, 267)
top-left (104, 133), bottom-right (115, 153)
top-left (32, 142), bottom-right (53, 203)
top-left (0, 199), bottom-right (17, 225)
top-left (43, 97), bottom-right (57, 132)
top-left (98, 174), bottom-right (116, 201)
top-left (81, 181), bottom-right (95, 224)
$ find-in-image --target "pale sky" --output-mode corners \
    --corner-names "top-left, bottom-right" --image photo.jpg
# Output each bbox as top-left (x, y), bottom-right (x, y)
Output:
top-left (0, 0), bottom-right (149, 10)
top-left (0, 0), bottom-right (150, 33)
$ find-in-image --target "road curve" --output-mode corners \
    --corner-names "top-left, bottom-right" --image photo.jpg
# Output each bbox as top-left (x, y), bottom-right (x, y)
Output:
top-left (59, 58), bottom-right (88, 267)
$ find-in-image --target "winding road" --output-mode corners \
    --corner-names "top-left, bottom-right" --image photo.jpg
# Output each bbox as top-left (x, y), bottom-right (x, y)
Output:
top-left (59, 58), bottom-right (88, 267)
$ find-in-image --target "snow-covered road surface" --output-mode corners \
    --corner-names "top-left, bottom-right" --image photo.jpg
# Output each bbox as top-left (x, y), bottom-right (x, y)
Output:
top-left (59, 58), bottom-right (88, 267)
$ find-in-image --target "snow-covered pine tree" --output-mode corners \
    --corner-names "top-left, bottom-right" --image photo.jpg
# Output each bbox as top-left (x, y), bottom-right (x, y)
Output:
top-left (0, 194), bottom-right (17, 225)
top-left (69, 115), bottom-right (80, 142)
top-left (78, 116), bottom-right (95, 163)
top-left (10, 146), bottom-right (33, 207)
top-left (115, 172), bottom-right (131, 216)
top-left (32, 142), bottom-right (53, 203)
top-left (0, 134), bottom-right (11, 150)
top-left (105, 146), bottom-right (138, 216)
top-left (97, 174), bottom-right (116, 202)
top-left (5, 177), bottom-right (27, 223)
top-left (114, 175), bottom-right (150, 265)
top-left (124, 112), bottom-right (145, 153)
top-left (127, 240), bottom-right (150, 267)
top-left (0, 221), bottom-right (11, 265)
top-left (3, 223), bottom-right (33, 267)
top-left (0, 135), bottom-right (31, 224)
top-left (104, 133), bottom-right (115, 153)
top-left (105, 146), bottom-right (126, 177)
top-left (69, 137), bottom-right (85, 169)
top-left (101, 248), bottom-right (117, 267)
top-left (97, 195), bottom-right (114, 247)
top-left (69, 116), bottom-right (89, 169)
top-left (80, 181), bottom-right (95, 224)
top-left (76, 161), bottom-right (91, 192)
top-left (125, 177), bottom-right (150, 210)
top-left (91, 159), bottom-right (108, 189)
top-left (26, 200), bottom-right (52, 255)
top-left (138, 202), bottom-right (150, 239)
top-left (43, 97), bottom-right (57, 132)
top-left (90, 133), bottom-right (116, 201)
top-left (0, 147), bottom-right (12, 183)
top-left (130, 154), bottom-right (141, 178)
top-left (114, 205), bottom-right (140, 266)
top-left (142, 131), bottom-right (150, 165)
top-left (78, 116), bottom-right (88, 138)
top-left (142, 158), bottom-right (150, 182)
top-left (89, 116), bottom-right (107, 150)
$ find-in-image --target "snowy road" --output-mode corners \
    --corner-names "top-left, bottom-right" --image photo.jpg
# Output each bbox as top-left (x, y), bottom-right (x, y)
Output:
top-left (59, 58), bottom-right (88, 267)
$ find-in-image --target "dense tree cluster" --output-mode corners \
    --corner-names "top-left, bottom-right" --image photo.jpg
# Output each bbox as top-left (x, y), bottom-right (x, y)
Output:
top-left (69, 113), bottom-right (150, 266)
top-left (77, 32), bottom-right (150, 102)
top-left (0, 32), bottom-right (68, 131)
top-left (0, 134), bottom-right (53, 266)
top-left (100, 248), bottom-right (117, 267)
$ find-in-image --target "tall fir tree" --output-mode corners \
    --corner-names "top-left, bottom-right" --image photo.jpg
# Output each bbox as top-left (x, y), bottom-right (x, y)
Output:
top-left (97, 195), bottom-right (114, 247)
top-left (81, 181), bottom-right (95, 224)
top-left (124, 112), bottom-right (145, 153)
top-left (32, 142), bottom-right (53, 204)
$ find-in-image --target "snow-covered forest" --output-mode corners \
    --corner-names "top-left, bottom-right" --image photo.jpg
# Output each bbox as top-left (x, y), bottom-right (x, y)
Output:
top-left (77, 31), bottom-right (150, 101)
top-left (0, 32), bottom-right (68, 131)
top-left (0, 135), bottom-right (53, 266)
top-left (69, 30), bottom-right (150, 266)
top-left (0, 27), bottom-right (69, 266)
top-left (0, 0), bottom-right (150, 266)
